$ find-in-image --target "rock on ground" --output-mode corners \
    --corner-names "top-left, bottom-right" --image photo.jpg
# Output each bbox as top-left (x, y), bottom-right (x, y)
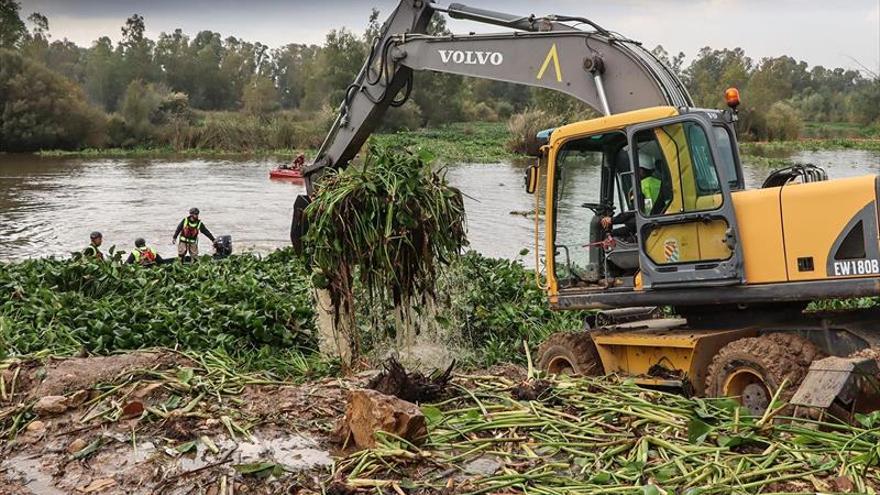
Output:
top-left (342, 389), bottom-right (427, 449)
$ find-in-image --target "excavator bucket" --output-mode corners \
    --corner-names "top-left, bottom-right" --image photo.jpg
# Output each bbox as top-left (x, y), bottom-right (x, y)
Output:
top-left (790, 356), bottom-right (879, 410)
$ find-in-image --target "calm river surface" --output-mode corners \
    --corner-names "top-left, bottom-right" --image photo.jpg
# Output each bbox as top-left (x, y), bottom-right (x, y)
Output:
top-left (1, 150), bottom-right (879, 263)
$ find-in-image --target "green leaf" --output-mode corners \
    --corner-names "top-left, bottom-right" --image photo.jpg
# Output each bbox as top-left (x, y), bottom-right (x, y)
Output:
top-left (421, 405), bottom-right (444, 425)
top-left (654, 465), bottom-right (678, 482)
top-left (177, 367), bottom-right (194, 385)
top-left (641, 484), bottom-right (663, 495)
top-left (175, 440), bottom-right (198, 455)
top-left (687, 417), bottom-right (713, 444)
top-left (589, 471), bottom-right (612, 484)
top-left (716, 434), bottom-right (764, 449)
top-left (855, 411), bottom-right (880, 428)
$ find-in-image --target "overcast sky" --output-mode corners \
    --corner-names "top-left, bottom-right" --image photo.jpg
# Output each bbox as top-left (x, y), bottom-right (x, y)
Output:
top-left (18, 0), bottom-right (880, 73)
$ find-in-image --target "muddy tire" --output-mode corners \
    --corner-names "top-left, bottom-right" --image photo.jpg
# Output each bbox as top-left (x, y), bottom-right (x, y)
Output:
top-left (850, 347), bottom-right (880, 369)
top-left (705, 333), bottom-right (823, 415)
top-left (537, 331), bottom-right (602, 376)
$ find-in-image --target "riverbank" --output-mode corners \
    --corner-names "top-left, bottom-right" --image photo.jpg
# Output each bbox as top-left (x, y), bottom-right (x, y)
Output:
top-left (34, 122), bottom-right (518, 163)
top-left (29, 121), bottom-right (880, 162)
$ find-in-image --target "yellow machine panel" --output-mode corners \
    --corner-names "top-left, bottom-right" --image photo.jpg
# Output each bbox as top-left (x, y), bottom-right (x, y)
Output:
top-left (641, 123), bottom-right (730, 266)
top-left (697, 219), bottom-right (733, 261)
top-left (731, 187), bottom-right (788, 284)
top-left (781, 176), bottom-right (878, 281)
top-left (645, 223), bottom-right (699, 265)
top-left (592, 324), bottom-right (756, 395)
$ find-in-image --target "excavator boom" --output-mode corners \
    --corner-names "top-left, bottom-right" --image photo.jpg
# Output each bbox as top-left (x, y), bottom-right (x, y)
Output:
top-left (302, 0), bottom-right (692, 192)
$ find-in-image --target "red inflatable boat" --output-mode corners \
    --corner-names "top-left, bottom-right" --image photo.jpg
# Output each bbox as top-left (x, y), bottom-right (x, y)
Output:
top-left (269, 168), bottom-right (304, 180)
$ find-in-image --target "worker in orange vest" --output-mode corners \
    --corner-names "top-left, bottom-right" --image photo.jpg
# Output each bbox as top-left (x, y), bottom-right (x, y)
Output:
top-left (172, 208), bottom-right (215, 262)
top-left (126, 238), bottom-right (162, 266)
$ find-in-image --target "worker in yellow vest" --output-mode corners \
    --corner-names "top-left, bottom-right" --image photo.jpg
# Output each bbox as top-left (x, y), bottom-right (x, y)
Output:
top-left (126, 238), bottom-right (162, 266)
top-left (82, 231), bottom-right (104, 260)
top-left (172, 208), bottom-right (215, 262)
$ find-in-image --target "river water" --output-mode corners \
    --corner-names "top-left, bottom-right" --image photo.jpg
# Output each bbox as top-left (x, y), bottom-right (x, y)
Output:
top-left (1, 149), bottom-right (879, 263)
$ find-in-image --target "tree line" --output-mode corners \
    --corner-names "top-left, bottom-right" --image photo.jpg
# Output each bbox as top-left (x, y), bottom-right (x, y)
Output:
top-left (1, 0), bottom-right (878, 152)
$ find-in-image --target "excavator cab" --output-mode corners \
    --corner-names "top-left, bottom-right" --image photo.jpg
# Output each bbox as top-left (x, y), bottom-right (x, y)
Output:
top-left (542, 107), bottom-right (746, 307)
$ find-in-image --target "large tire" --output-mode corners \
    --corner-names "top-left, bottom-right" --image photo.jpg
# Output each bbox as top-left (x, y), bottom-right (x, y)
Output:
top-left (848, 347), bottom-right (880, 414)
top-left (705, 333), bottom-right (823, 416)
top-left (537, 331), bottom-right (602, 376)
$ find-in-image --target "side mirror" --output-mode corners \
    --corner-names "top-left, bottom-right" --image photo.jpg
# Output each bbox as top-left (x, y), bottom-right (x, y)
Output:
top-left (524, 164), bottom-right (539, 194)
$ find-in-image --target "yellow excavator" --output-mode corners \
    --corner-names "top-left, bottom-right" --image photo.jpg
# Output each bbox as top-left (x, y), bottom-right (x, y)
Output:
top-left (293, 1), bottom-right (880, 417)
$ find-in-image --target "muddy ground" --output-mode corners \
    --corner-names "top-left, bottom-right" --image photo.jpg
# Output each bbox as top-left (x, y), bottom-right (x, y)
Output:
top-left (0, 351), bottom-right (365, 494)
top-left (4, 352), bottom-right (877, 495)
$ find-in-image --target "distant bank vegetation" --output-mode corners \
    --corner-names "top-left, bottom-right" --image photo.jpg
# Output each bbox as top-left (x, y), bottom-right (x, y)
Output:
top-left (1, 1), bottom-right (879, 153)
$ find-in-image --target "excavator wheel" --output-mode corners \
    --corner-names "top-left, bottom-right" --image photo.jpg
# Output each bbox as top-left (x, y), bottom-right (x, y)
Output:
top-left (847, 347), bottom-right (880, 413)
top-left (537, 331), bottom-right (602, 376)
top-left (705, 333), bottom-right (824, 416)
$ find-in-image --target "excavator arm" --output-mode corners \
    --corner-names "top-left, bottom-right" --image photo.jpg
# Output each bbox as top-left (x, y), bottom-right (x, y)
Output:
top-left (303, 1), bottom-right (691, 189)
top-left (292, 0), bottom-right (692, 244)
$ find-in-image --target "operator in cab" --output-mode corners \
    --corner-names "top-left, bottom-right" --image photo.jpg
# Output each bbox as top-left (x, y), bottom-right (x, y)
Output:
top-left (600, 149), bottom-right (662, 236)
top-left (126, 238), bottom-right (162, 266)
top-left (172, 208), bottom-right (215, 262)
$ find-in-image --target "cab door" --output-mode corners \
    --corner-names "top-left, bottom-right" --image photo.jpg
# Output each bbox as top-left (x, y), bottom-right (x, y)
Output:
top-left (627, 115), bottom-right (744, 289)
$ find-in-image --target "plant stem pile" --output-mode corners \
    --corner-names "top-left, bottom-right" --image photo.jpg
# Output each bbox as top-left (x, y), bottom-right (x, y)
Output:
top-left (0, 350), bottom-right (269, 440)
top-left (0, 250), bottom-right (317, 375)
top-left (335, 374), bottom-right (880, 494)
top-left (304, 141), bottom-right (467, 356)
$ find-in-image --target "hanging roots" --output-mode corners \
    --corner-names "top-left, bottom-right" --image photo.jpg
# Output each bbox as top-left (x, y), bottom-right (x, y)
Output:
top-left (304, 141), bottom-right (467, 359)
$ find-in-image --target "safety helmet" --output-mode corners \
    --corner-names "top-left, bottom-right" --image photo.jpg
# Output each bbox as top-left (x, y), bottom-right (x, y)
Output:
top-left (90, 231), bottom-right (103, 240)
top-left (135, 238), bottom-right (146, 248)
top-left (638, 152), bottom-right (656, 171)
top-left (189, 207), bottom-right (200, 215)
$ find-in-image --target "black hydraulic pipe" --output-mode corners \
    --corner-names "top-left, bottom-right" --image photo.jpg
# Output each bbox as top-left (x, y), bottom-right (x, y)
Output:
top-left (446, 3), bottom-right (535, 31)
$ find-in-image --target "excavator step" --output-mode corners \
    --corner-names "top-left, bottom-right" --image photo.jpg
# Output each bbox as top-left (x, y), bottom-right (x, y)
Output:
top-left (790, 356), bottom-right (879, 409)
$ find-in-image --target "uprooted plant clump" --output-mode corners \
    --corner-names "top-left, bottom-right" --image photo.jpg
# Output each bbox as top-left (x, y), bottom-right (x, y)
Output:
top-left (304, 141), bottom-right (467, 360)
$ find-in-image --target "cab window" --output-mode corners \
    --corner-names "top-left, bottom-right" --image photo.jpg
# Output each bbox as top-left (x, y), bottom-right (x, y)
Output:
top-left (713, 126), bottom-right (740, 190)
top-left (551, 132), bottom-right (625, 286)
top-left (633, 121), bottom-right (723, 216)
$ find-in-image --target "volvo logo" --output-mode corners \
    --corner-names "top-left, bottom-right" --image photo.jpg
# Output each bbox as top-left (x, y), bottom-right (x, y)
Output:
top-left (438, 50), bottom-right (504, 66)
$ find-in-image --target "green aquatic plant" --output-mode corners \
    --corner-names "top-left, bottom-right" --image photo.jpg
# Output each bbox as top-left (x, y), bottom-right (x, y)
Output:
top-left (0, 249), bottom-right (317, 371)
top-left (303, 141), bottom-right (468, 358)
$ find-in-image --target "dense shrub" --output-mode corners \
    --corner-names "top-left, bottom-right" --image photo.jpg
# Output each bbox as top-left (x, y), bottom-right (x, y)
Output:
top-left (0, 49), bottom-right (106, 151)
top-left (436, 251), bottom-right (588, 366)
top-left (506, 108), bottom-right (559, 156)
top-left (380, 101), bottom-right (423, 132)
top-left (765, 101), bottom-right (803, 141)
top-left (153, 108), bottom-right (333, 152)
top-left (465, 101), bottom-right (500, 123)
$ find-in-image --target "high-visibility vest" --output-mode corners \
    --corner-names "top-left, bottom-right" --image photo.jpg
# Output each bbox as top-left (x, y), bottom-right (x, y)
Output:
top-left (84, 245), bottom-right (104, 260)
top-left (180, 217), bottom-right (201, 243)
top-left (132, 247), bottom-right (157, 265)
top-left (641, 176), bottom-right (662, 213)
